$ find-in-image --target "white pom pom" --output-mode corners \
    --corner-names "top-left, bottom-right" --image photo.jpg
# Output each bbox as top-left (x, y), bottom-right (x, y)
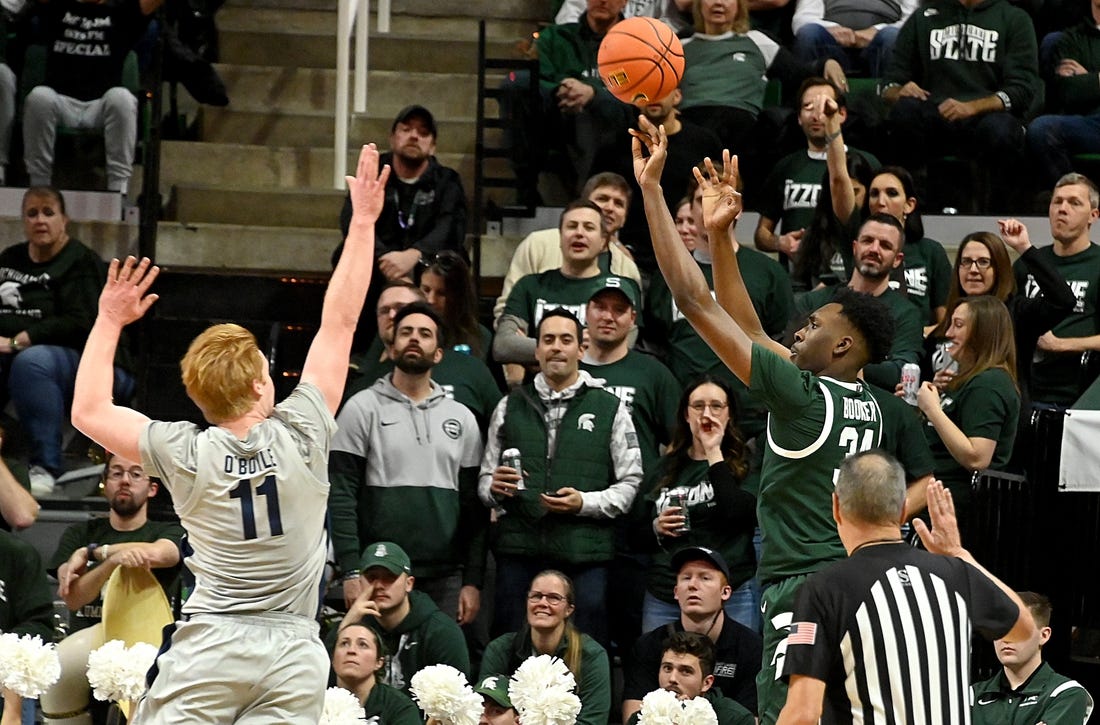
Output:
top-left (319, 687), bottom-right (366, 725)
top-left (409, 664), bottom-right (482, 725)
top-left (637, 688), bottom-right (682, 725)
top-left (86, 639), bottom-right (158, 703)
top-left (508, 655), bottom-right (581, 725)
top-left (679, 696), bottom-right (718, 725)
top-left (0, 633), bottom-right (61, 698)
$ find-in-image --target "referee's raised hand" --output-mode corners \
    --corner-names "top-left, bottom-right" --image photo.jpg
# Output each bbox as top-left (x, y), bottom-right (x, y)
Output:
top-left (912, 480), bottom-right (964, 557)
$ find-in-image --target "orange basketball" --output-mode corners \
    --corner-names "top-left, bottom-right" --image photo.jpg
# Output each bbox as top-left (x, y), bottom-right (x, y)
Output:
top-left (598, 17), bottom-right (685, 105)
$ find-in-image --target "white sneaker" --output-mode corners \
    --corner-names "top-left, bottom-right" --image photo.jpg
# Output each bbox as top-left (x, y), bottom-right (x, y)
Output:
top-left (29, 465), bottom-right (56, 497)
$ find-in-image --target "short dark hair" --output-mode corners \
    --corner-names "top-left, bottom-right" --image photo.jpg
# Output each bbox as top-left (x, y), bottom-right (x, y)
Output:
top-left (833, 287), bottom-right (896, 364)
top-left (1018, 591), bottom-right (1053, 629)
top-left (392, 301), bottom-right (446, 347)
top-left (582, 172), bottom-right (632, 203)
top-left (558, 199), bottom-right (607, 239)
top-left (859, 212), bottom-right (906, 250)
top-left (23, 186), bottom-right (67, 215)
top-left (797, 76), bottom-right (847, 110)
top-left (537, 307), bottom-right (583, 340)
top-left (661, 631), bottom-right (717, 678)
top-left (335, 622), bottom-right (388, 660)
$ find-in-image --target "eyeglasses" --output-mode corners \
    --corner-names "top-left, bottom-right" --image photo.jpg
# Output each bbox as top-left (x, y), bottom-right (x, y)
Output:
top-left (688, 401), bottom-right (728, 413)
top-left (959, 257), bottom-right (992, 270)
top-left (527, 591), bottom-right (568, 605)
top-left (107, 468), bottom-right (147, 482)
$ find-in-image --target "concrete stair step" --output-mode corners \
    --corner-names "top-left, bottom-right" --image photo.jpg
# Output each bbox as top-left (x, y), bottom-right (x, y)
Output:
top-left (171, 184), bottom-right (346, 227)
top-left (216, 64), bottom-right (490, 118)
top-left (155, 221), bottom-right (339, 273)
top-left (160, 139), bottom-right (489, 189)
top-left (217, 6), bottom-right (539, 39)
top-left (226, 0), bottom-right (546, 23)
top-left (219, 29), bottom-right (518, 71)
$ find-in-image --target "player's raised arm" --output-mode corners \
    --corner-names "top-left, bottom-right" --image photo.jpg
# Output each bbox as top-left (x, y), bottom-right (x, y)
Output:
top-left (72, 256), bottom-right (159, 462)
top-left (633, 116), bottom-right (753, 384)
top-left (301, 144), bottom-right (390, 413)
top-left (700, 153), bottom-right (790, 360)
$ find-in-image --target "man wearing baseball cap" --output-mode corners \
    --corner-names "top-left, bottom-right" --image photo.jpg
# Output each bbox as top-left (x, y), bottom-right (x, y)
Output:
top-left (474, 675), bottom-right (519, 725)
top-left (581, 276), bottom-right (680, 651)
top-left (338, 541), bottom-right (470, 697)
top-left (335, 104), bottom-right (468, 349)
top-left (623, 546), bottom-right (762, 722)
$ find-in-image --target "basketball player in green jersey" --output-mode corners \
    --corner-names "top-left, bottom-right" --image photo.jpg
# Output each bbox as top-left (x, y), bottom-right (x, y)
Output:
top-left (633, 119), bottom-right (934, 724)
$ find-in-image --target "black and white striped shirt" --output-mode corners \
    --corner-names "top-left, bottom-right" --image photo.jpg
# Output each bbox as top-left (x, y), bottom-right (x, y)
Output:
top-left (782, 542), bottom-right (1019, 724)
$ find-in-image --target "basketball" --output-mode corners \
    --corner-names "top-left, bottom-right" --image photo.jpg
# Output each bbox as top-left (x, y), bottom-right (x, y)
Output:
top-left (598, 17), bottom-right (685, 105)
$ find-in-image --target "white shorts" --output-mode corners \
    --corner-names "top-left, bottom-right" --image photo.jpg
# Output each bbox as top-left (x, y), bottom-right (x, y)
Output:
top-left (133, 612), bottom-right (327, 725)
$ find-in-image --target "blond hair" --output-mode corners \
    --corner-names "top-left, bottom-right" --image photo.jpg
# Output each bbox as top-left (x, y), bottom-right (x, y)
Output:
top-left (180, 323), bottom-right (265, 423)
top-left (693, 0), bottom-right (750, 34)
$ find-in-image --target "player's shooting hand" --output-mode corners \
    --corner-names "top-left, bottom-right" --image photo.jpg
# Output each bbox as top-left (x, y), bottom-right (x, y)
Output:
top-left (630, 115), bottom-right (669, 190)
top-left (540, 487), bottom-right (582, 514)
top-left (346, 143), bottom-right (391, 225)
top-left (996, 218), bottom-right (1032, 253)
top-left (693, 151), bottom-right (742, 233)
top-left (912, 480), bottom-right (965, 557)
top-left (457, 585), bottom-right (480, 625)
top-left (99, 256), bottom-right (160, 328)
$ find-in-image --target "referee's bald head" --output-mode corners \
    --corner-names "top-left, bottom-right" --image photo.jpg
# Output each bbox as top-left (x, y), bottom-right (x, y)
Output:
top-left (836, 449), bottom-right (906, 526)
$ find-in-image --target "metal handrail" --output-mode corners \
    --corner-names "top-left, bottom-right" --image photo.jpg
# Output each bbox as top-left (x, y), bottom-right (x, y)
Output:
top-left (333, 0), bottom-right (390, 188)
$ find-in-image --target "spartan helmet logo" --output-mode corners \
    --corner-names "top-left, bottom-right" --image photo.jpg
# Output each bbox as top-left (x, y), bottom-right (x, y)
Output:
top-left (578, 413), bottom-right (596, 432)
top-left (480, 676), bottom-right (498, 690)
top-left (374, 544), bottom-right (388, 557)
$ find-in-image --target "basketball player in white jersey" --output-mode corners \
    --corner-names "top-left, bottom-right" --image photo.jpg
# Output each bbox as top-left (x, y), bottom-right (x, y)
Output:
top-left (69, 145), bottom-right (390, 724)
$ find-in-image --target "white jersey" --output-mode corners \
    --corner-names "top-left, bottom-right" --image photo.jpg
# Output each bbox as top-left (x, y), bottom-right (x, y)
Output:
top-left (140, 383), bottom-right (336, 619)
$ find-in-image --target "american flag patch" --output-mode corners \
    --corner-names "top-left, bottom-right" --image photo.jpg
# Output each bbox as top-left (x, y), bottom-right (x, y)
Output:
top-left (788, 622), bottom-right (817, 646)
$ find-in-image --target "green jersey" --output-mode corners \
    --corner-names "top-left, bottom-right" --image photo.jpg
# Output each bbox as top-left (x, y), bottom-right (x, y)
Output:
top-left (646, 249), bottom-right (793, 439)
top-left (503, 269), bottom-right (618, 333)
top-left (750, 344), bottom-right (885, 585)
top-left (760, 148), bottom-right (880, 238)
top-left (1014, 243), bottom-right (1100, 406)
top-left (924, 368), bottom-right (1020, 507)
top-left (897, 236), bottom-right (953, 325)
top-left (972, 662), bottom-right (1094, 725)
top-left (581, 350), bottom-right (680, 474)
top-left (795, 284), bottom-right (923, 389)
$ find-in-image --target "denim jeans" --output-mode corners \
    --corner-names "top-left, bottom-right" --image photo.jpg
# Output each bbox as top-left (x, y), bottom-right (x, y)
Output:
top-left (640, 577), bottom-right (762, 634)
top-left (493, 555), bottom-right (609, 647)
top-left (8, 345), bottom-right (134, 474)
top-left (1027, 112), bottom-right (1100, 189)
top-left (793, 23), bottom-right (900, 78)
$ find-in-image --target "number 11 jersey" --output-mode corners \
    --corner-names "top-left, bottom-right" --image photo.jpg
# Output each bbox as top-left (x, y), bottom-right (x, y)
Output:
top-left (749, 344), bottom-right (884, 587)
top-left (140, 383), bottom-right (336, 619)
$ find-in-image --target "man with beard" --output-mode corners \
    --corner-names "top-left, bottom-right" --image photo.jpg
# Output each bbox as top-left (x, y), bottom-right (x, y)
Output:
top-left (787, 213), bottom-right (923, 389)
top-left (592, 89), bottom-right (723, 272)
top-left (42, 453), bottom-right (183, 725)
top-left (335, 105), bottom-right (467, 347)
top-left (330, 302), bottom-right (487, 626)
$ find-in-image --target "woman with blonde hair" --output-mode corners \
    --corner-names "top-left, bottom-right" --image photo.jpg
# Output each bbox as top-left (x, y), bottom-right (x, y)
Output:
top-left (479, 570), bottom-right (609, 725)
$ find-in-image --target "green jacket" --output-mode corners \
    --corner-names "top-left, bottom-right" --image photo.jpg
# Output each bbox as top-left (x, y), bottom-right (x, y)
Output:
top-left (480, 630), bottom-right (611, 725)
top-left (495, 383), bottom-right (621, 563)
top-left (362, 681), bottom-right (421, 725)
top-left (972, 661), bottom-right (1094, 725)
top-left (885, 0), bottom-right (1043, 120)
top-left (537, 12), bottom-right (618, 99)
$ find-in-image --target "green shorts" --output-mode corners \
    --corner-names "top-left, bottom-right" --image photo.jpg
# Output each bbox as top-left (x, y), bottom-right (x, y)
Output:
top-left (756, 574), bottom-right (810, 725)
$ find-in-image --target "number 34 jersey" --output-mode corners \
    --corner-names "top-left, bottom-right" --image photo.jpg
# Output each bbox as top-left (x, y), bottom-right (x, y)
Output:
top-left (749, 345), bottom-right (928, 587)
top-left (140, 383), bottom-right (336, 619)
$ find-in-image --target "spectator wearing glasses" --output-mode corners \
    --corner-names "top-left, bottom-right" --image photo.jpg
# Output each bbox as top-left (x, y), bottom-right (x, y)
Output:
top-left (479, 570), bottom-right (611, 725)
top-left (41, 453), bottom-right (184, 725)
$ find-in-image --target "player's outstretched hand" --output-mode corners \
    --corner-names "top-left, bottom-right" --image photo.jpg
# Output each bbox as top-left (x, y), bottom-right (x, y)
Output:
top-left (100, 256), bottom-right (159, 328)
top-left (346, 143), bottom-right (391, 225)
top-left (693, 150), bottom-right (742, 233)
top-left (630, 115), bottom-right (668, 190)
top-left (913, 480), bottom-right (965, 558)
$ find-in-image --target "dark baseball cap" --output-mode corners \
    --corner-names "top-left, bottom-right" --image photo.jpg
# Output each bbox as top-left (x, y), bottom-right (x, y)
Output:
top-left (359, 541), bottom-right (412, 576)
top-left (475, 674), bottom-right (513, 709)
top-left (392, 105), bottom-right (437, 137)
top-left (670, 545), bottom-right (731, 581)
top-left (587, 276), bottom-right (641, 309)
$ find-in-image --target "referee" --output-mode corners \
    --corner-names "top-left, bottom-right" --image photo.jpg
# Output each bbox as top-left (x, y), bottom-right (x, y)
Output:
top-left (777, 450), bottom-right (1035, 724)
